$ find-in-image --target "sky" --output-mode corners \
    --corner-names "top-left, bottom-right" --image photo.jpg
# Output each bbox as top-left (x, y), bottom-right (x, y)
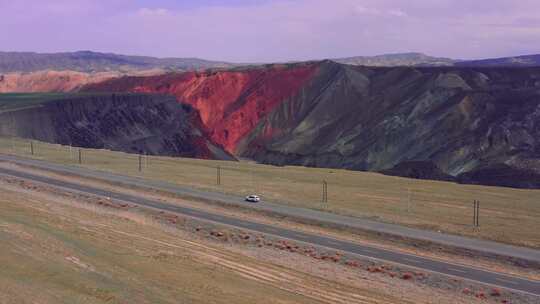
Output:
top-left (1, 0), bottom-right (539, 62)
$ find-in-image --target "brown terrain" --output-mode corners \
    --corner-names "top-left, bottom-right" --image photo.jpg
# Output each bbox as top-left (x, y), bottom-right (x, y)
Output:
top-left (0, 69), bottom-right (171, 93)
top-left (0, 71), bottom-right (116, 93)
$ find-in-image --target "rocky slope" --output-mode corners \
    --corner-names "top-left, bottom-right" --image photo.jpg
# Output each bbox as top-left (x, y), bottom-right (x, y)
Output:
top-left (84, 61), bottom-right (540, 188)
top-left (242, 62), bottom-right (540, 188)
top-left (0, 93), bottom-right (233, 160)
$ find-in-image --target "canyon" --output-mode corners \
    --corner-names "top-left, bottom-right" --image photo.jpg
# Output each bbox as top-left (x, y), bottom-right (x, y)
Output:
top-left (84, 61), bottom-right (540, 188)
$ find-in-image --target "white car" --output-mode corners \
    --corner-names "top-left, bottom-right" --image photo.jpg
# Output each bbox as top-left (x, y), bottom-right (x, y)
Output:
top-left (245, 195), bottom-right (260, 203)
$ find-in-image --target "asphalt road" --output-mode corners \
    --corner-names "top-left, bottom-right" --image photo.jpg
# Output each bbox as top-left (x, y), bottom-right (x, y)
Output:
top-left (0, 165), bottom-right (539, 296)
top-left (1, 154), bottom-right (539, 265)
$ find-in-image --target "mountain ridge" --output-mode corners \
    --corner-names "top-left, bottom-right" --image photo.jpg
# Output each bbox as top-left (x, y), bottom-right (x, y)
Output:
top-left (2, 50), bottom-right (540, 75)
top-left (0, 50), bottom-right (234, 73)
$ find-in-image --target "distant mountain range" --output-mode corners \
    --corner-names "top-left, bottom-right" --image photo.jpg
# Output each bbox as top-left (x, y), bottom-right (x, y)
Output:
top-left (333, 52), bottom-right (456, 67)
top-left (334, 52), bottom-right (540, 67)
top-left (0, 51), bottom-right (234, 73)
top-left (1, 51), bottom-right (540, 74)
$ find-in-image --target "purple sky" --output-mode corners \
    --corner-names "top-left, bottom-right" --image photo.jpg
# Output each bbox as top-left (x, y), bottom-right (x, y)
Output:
top-left (1, 0), bottom-right (539, 62)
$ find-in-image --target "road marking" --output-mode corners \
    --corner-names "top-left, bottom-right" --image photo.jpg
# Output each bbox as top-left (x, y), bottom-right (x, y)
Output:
top-left (265, 227), bottom-right (280, 233)
top-left (448, 268), bottom-right (467, 274)
top-left (495, 278), bottom-right (518, 285)
top-left (325, 240), bottom-right (341, 246)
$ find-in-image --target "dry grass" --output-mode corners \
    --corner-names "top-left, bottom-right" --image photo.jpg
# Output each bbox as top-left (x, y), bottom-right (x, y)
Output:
top-left (0, 183), bottom-right (411, 304)
top-left (1, 136), bottom-right (540, 248)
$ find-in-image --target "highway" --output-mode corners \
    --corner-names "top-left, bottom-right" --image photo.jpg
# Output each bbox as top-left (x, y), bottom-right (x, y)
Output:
top-left (0, 165), bottom-right (539, 296)
top-left (0, 154), bottom-right (539, 264)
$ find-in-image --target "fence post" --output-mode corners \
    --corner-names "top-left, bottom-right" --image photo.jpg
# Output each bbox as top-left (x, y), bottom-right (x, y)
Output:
top-left (30, 141), bottom-right (34, 155)
top-left (407, 188), bottom-right (412, 213)
top-left (217, 166), bottom-right (221, 185)
top-left (322, 180), bottom-right (328, 203)
top-left (138, 154), bottom-right (142, 172)
top-left (78, 149), bottom-right (82, 164)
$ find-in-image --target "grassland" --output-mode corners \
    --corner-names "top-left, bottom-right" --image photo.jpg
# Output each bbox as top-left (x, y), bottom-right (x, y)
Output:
top-left (0, 179), bottom-right (414, 304)
top-left (1, 136), bottom-right (540, 249)
top-left (0, 189), bottom-right (313, 304)
top-left (0, 93), bottom-right (76, 112)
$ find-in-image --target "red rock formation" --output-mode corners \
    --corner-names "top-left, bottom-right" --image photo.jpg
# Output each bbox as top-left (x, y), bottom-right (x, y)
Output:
top-left (85, 63), bottom-right (319, 153)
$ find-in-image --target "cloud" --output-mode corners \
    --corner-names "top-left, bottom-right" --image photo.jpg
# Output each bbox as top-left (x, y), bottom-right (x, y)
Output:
top-left (137, 8), bottom-right (170, 17)
top-left (388, 9), bottom-right (407, 17)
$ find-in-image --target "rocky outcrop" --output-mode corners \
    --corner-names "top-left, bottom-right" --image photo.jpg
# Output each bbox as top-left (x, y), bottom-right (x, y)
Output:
top-left (0, 93), bottom-right (234, 160)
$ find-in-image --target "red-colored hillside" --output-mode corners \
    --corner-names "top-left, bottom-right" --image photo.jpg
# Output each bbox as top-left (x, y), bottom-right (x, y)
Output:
top-left (84, 63), bottom-right (319, 152)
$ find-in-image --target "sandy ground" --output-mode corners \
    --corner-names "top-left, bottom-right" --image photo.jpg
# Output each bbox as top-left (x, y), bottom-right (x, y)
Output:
top-left (0, 170), bottom-right (537, 303)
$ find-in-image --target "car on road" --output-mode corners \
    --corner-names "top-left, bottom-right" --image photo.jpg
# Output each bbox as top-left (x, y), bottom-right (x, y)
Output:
top-left (245, 195), bottom-right (260, 203)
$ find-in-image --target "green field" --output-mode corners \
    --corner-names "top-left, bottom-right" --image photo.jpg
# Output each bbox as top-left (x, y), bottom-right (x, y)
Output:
top-left (0, 93), bottom-right (129, 112)
top-left (1, 136), bottom-right (540, 249)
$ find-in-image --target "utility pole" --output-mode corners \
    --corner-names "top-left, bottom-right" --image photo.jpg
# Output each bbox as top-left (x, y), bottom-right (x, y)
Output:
top-left (476, 200), bottom-right (480, 227)
top-left (473, 200), bottom-right (480, 228)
